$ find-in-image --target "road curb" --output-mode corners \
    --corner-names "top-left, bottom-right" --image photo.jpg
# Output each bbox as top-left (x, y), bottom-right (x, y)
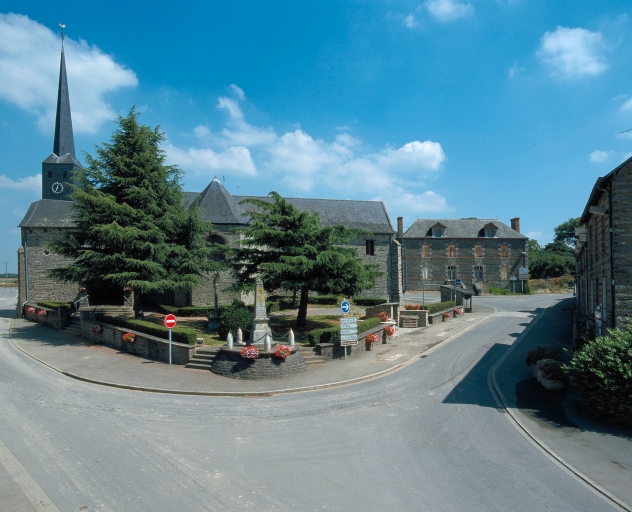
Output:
top-left (488, 302), bottom-right (632, 512)
top-left (8, 310), bottom-right (496, 397)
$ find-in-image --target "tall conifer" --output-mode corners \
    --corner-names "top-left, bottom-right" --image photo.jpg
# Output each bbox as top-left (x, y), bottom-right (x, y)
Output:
top-left (47, 109), bottom-right (214, 317)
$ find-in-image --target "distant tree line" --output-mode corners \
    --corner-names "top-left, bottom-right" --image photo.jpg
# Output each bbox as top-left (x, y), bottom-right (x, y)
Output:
top-left (528, 218), bottom-right (579, 279)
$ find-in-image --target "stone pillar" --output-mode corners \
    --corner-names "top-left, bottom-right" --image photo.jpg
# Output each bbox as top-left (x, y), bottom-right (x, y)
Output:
top-left (17, 246), bottom-right (26, 317)
top-left (251, 279), bottom-right (272, 345)
top-left (390, 239), bottom-right (403, 304)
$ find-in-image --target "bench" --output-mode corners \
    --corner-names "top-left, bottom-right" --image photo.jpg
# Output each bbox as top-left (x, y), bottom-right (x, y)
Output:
top-left (400, 315), bottom-right (419, 328)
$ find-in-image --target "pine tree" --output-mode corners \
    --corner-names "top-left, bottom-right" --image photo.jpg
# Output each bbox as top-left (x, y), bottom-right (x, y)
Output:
top-left (229, 192), bottom-right (380, 328)
top-left (47, 108), bottom-right (214, 317)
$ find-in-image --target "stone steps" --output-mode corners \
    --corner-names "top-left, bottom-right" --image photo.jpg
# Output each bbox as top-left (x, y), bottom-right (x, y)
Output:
top-left (185, 346), bottom-right (222, 370)
top-left (297, 346), bottom-right (325, 365)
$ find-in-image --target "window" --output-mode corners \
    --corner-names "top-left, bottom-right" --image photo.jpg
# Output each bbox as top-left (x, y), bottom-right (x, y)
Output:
top-left (486, 228), bottom-right (495, 238)
top-left (501, 266), bottom-right (509, 280)
top-left (500, 244), bottom-right (508, 258)
top-left (433, 228), bottom-right (443, 237)
top-left (474, 245), bottom-right (482, 258)
top-left (421, 244), bottom-right (430, 258)
top-left (208, 234), bottom-right (227, 262)
top-left (447, 266), bottom-right (456, 280)
top-left (47, 171), bottom-right (52, 178)
top-left (421, 265), bottom-right (429, 280)
top-left (366, 240), bottom-right (375, 256)
top-left (474, 266), bottom-right (483, 280)
top-left (448, 245), bottom-right (456, 257)
top-left (63, 171), bottom-right (68, 178)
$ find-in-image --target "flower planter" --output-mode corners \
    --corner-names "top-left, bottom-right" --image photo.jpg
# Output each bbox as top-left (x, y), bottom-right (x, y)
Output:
top-left (540, 377), bottom-right (564, 390)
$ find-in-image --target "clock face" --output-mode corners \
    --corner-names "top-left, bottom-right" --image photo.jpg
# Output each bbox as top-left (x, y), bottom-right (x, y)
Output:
top-left (51, 182), bottom-right (64, 195)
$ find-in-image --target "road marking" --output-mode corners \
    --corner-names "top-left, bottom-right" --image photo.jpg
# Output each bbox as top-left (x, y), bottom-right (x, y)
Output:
top-left (0, 439), bottom-right (60, 511)
top-left (385, 353), bottom-right (404, 361)
top-left (435, 331), bottom-right (448, 336)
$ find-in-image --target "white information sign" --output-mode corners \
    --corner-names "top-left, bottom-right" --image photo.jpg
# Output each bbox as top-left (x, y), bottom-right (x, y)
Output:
top-left (340, 317), bottom-right (358, 346)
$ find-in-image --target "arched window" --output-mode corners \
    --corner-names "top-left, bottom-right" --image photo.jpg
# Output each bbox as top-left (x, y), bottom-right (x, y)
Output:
top-left (208, 234), bottom-right (227, 261)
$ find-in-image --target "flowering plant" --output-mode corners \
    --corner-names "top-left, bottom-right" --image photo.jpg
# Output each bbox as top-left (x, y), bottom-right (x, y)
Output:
top-left (442, 312), bottom-right (451, 319)
top-left (122, 332), bottom-right (136, 343)
top-left (365, 333), bottom-right (380, 344)
top-left (123, 286), bottom-right (132, 293)
top-left (77, 286), bottom-right (86, 293)
top-left (536, 358), bottom-right (565, 381)
top-left (377, 311), bottom-right (389, 321)
top-left (38, 309), bottom-right (48, 317)
top-left (91, 324), bottom-right (103, 335)
top-left (404, 304), bottom-right (421, 310)
top-left (27, 306), bottom-right (36, 314)
top-left (384, 325), bottom-right (396, 337)
top-left (241, 346), bottom-right (259, 359)
top-left (454, 307), bottom-right (463, 315)
top-left (273, 345), bottom-right (292, 359)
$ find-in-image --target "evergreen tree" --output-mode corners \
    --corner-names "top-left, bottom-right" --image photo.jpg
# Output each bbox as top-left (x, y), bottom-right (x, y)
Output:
top-left (47, 109), bottom-right (214, 317)
top-left (228, 192), bottom-right (380, 328)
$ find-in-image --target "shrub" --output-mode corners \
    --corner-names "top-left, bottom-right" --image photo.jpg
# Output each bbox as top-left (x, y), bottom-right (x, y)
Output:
top-left (525, 346), bottom-right (561, 367)
top-left (353, 297), bottom-right (388, 306)
top-left (566, 328), bottom-right (632, 427)
top-left (523, 281), bottom-right (532, 295)
top-left (160, 305), bottom-right (227, 317)
top-left (267, 301), bottom-right (280, 313)
top-left (307, 295), bottom-right (338, 305)
top-left (359, 318), bottom-right (382, 332)
top-left (536, 358), bottom-right (565, 381)
top-left (489, 285), bottom-right (510, 295)
top-left (95, 314), bottom-right (198, 345)
top-left (307, 317), bottom-right (381, 345)
top-left (218, 300), bottom-right (253, 341)
top-left (421, 301), bottom-right (456, 315)
top-left (37, 301), bottom-right (73, 310)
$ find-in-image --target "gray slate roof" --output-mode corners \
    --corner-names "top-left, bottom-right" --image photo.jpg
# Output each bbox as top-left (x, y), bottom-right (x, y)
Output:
top-left (402, 219), bottom-right (526, 239)
top-left (19, 199), bottom-right (76, 228)
top-left (189, 177), bottom-right (249, 225)
top-left (233, 195), bottom-right (394, 233)
top-left (53, 48), bottom-right (76, 159)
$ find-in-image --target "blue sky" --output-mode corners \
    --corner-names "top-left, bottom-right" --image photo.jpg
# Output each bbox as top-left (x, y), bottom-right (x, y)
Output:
top-left (1, 1), bottom-right (632, 273)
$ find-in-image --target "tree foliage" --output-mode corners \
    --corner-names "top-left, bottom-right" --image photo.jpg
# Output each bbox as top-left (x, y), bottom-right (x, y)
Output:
top-left (553, 217), bottom-right (581, 247)
top-left (228, 192), bottom-right (380, 328)
top-left (528, 218), bottom-right (579, 279)
top-left (46, 108), bottom-right (214, 317)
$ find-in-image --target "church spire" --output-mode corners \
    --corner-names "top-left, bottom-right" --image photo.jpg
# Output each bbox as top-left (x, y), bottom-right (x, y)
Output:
top-left (53, 23), bottom-right (75, 158)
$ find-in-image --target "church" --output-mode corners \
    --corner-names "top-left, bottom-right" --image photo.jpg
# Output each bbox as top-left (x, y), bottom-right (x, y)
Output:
top-left (17, 43), bottom-right (403, 311)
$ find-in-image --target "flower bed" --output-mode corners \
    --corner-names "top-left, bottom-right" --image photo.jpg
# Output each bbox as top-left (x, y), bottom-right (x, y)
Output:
top-left (240, 346), bottom-right (259, 359)
top-left (273, 345), bottom-right (292, 359)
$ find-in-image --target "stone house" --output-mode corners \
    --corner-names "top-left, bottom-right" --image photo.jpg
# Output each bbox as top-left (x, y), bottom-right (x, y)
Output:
top-left (574, 156), bottom-right (632, 336)
top-left (17, 45), bottom-right (403, 311)
top-left (398, 217), bottom-right (528, 292)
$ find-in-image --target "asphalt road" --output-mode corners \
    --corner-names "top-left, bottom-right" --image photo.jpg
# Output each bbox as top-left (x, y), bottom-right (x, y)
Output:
top-left (0, 290), bottom-right (618, 511)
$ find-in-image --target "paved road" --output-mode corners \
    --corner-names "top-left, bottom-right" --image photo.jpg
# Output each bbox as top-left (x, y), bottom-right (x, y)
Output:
top-left (0, 290), bottom-right (619, 511)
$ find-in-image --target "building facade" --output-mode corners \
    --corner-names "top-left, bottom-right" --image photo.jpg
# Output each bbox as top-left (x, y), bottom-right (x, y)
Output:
top-left (399, 217), bottom-right (528, 292)
top-left (575, 156), bottom-right (632, 336)
top-left (17, 44), bottom-right (403, 311)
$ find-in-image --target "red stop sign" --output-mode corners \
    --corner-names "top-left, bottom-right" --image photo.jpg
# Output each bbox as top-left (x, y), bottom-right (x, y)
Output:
top-left (164, 314), bottom-right (177, 329)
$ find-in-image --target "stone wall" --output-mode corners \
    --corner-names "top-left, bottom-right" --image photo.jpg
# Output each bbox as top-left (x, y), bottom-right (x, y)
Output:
top-left (402, 237), bottom-right (528, 291)
top-left (316, 323), bottom-right (391, 360)
top-left (23, 304), bottom-right (68, 329)
top-left (80, 316), bottom-right (194, 365)
top-left (612, 163), bottom-right (632, 326)
top-left (21, 228), bottom-right (80, 304)
top-left (210, 347), bottom-right (307, 379)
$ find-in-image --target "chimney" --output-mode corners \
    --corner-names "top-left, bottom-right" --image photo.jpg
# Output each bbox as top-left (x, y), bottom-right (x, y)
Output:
top-left (397, 217), bottom-right (403, 238)
top-left (510, 217), bottom-right (520, 233)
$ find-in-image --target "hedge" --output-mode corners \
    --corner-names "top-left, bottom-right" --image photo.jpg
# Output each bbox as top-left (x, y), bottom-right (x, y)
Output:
top-left (37, 301), bottom-right (73, 310)
top-left (421, 301), bottom-right (456, 314)
top-left (352, 297), bottom-right (388, 306)
top-left (159, 304), bottom-right (227, 317)
top-left (307, 295), bottom-right (338, 305)
top-left (307, 317), bottom-right (382, 345)
top-left (95, 314), bottom-right (199, 345)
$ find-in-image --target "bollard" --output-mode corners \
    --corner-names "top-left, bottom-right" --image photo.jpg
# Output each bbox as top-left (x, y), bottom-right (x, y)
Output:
top-left (288, 328), bottom-right (294, 346)
top-left (237, 327), bottom-right (243, 345)
top-left (265, 333), bottom-right (271, 351)
top-left (227, 332), bottom-right (233, 348)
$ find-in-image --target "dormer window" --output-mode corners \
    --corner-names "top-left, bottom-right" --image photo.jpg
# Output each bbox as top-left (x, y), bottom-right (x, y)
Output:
top-left (433, 228), bottom-right (443, 237)
top-left (485, 228), bottom-right (495, 238)
top-left (428, 222), bottom-right (446, 238)
top-left (480, 222), bottom-right (499, 238)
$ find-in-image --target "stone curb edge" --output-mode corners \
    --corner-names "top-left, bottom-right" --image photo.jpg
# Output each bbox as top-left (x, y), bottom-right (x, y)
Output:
top-left (488, 302), bottom-right (631, 512)
top-left (7, 310), bottom-right (496, 397)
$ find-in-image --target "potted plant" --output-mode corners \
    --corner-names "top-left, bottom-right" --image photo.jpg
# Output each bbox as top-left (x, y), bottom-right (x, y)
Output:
top-left (525, 346), bottom-right (561, 378)
top-left (38, 309), bottom-right (48, 317)
top-left (27, 306), bottom-right (36, 314)
top-left (273, 345), bottom-right (292, 359)
top-left (536, 358), bottom-right (566, 390)
top-left (365, 333), bottom-right (379, 350)
top-left (377, 311), bottom-right (389, 322)
top-left (91, 324), bottom-right (103, 335)
top-left (384, 325), bottom-right (396, 337)
top-left (240, 346), bottom-right (259, 359)
top-left (122, 332), bottom-right (136, 343)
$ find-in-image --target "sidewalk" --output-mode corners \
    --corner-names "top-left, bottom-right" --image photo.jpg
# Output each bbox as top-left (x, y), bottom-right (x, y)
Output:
top-left (7, 305), bottom-right (494, 395)
top-left (493, 298), bottom-right (632, 510)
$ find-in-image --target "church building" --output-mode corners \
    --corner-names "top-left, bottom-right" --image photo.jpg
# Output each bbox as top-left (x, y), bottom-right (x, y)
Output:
top-left (17, 43), bottom-right (403, 312)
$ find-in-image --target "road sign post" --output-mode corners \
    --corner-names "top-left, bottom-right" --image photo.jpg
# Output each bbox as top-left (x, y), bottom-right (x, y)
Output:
top-left (164, 314), bottom-right (177, 364)
top-left (340, 316), bottom-right (358, 360)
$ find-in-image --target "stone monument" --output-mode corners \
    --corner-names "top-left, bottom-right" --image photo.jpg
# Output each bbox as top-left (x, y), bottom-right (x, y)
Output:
top-left (250, 279), bottom-right (272, 345)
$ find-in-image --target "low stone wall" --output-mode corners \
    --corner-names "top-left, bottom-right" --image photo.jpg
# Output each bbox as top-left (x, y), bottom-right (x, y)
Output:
top-left (23, 304), bottom-right (69, 329)
top-left (365, 303), bottom-right (401, 323)
top-left (428, 308), bottom-right (458, 325)
top-left (316, 324), bottom-right (391, 360)
top-left (210, 346), bottom-right (307, 379)
top-left (399, 310), bottom-right (428, 327)
top-left (80, 318), bottom-right (194, 365)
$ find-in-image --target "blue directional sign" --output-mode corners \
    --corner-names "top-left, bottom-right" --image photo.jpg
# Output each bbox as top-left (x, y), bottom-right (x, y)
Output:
top-left (341, 299), bottom-right (351, 314)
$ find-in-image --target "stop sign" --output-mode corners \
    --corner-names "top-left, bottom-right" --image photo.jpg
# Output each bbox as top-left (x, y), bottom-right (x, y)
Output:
top-left (164, 314), bottom-right (177, 329)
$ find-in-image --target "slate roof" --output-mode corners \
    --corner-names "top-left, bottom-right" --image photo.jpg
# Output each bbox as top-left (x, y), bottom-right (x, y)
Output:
top-left (233, 195), bottom-right (394, 233)
top-left (189, 177), bottom-right (249, 225)
top-left (19, 200), bottom-right (76, 228)
top-left (402, 219), bottom-right (526, 239)
top-left (53, 47), bottom-right (75, 159)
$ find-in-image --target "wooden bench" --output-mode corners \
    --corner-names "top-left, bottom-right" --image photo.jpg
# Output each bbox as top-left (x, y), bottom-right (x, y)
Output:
top-left (400, 315), bottom-right (419, 328)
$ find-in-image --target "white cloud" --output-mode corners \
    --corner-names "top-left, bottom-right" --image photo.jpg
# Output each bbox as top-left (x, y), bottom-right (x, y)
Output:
top-left (376, 141), bottom-right (445, 171)
top-left (508, 63), bottom-right (524, 78)
top-left (526, 231), bottom-right (542, 239)
top-left (589, 150), bottom-right (613, 163)
top-left (537, 26), bottom-right (607, 78)
top-left (620, 98), bottom-right (632, 112)
top-left (424, 0), bottom-right (474, 22)
top-left (0, 14), bottom-right (138, 134)
top-left (216, 94), bottom-right (277, 146)
top-left (229, 84), bottom-right (245, 100)
top-left (383, 190), bottom-right (449, 215)
top-left (164, 144), bottom-right (256, 177)
top-left (403, 14), bottom-right (419, 28)
top-left (0, 174), bottom-right (40, 193)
